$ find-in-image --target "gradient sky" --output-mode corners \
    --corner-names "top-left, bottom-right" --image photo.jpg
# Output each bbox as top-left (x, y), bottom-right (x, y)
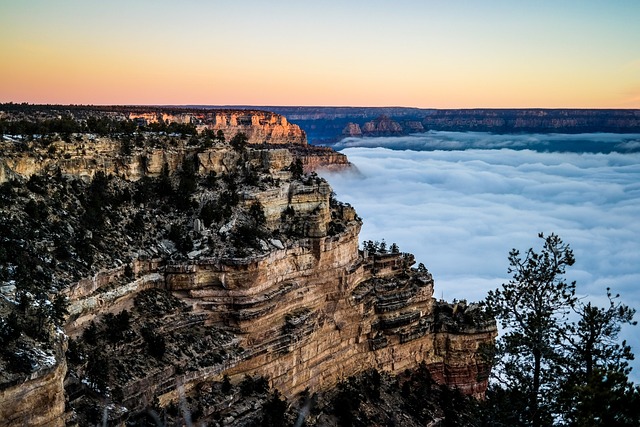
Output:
top-left (1, 0), bottom-right (639, 108)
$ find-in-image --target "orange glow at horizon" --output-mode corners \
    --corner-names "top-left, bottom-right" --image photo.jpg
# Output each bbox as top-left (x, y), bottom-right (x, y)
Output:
top-left (1, 1), bottom-right (638, 109)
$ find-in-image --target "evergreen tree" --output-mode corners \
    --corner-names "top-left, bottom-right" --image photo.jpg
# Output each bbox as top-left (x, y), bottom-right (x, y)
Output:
top-left (230, 132), bottom-right (248, 151)
top-left (484, 233), bottom-right (577, 427)
top-left (557, 289), bottom-right (639, 426)
top-left (483, 233), bottom-right (639, 426)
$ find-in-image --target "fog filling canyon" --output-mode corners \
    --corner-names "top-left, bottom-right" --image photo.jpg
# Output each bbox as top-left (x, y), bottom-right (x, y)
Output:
top-left (322, 132), bottom-right (640, 378)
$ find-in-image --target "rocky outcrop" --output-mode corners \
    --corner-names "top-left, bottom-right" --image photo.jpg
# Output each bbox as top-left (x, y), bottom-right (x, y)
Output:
top-left (404, 120), bottom-right (425, 132)
top-left (128, 109), bottom-right (306, 145)
top-left (0, 342), bottom-right (66, 427)
top-left (0, 106), bottom-right (355, 183)
top-left (362, 115), bottom-right (403, 135)
top-left (288, 144), bottom-right (352, 173)
top-left (0, 139), bottom-right (351, 184)
top-left (342, 122), bottom-right (363, 137)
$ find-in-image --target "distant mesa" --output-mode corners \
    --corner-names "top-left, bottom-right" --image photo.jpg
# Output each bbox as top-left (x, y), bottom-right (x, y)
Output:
top-left (257, 106), bottom-right (640, 144)
top-left (342, 122), bottom-right (362, 137)
top-left (342, 115), bottom-right (405, 137)
top-left (361, 115), bottom-right (404, 135)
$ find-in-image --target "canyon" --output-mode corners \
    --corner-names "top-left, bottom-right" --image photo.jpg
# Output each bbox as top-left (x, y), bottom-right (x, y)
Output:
top-left (0, 106), bottom-right (495, 425)
top-left (250, 106), bottom-right (640, 143)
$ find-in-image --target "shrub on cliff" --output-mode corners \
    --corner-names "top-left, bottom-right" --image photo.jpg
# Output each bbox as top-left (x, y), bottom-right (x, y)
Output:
top-left (141, 326), bottom-right (166, 359)
top-left (289, 158), bottom-right (304, 180)
top-left (230, 132), bottom-right (248, 151)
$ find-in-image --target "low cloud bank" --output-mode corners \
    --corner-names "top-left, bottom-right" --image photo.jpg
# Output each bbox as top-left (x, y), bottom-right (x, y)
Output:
top-left (321, 145), bottom-right (640, 377)
top-left (333, 131), bottom-right (640, 153)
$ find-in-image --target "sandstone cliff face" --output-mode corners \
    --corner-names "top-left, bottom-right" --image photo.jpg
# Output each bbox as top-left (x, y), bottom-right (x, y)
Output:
top-left (55, 169), bottom-right (492, 409)
top-left (342, 122), bottom-right (363, 137)
top-left (129, 110), bottom-right (306, 145)
top-left (361, 115), bottom-right (403, 135)
top-left (0, 108), bottom-right (494, 424)
top-left (0, 136), bottom-right (351, 185)
top-left (0, 343), bottom-right (66, 427)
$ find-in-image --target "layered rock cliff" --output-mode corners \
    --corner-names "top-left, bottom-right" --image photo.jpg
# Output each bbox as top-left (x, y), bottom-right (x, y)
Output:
top-left (0, 106), bottom-right (352, 182)
top-left (0, 340), bottom-right (66, 427)
top-left (128, 109), bottom-right (306, 145)
top-left (0, 107), bottom-right (495, 426)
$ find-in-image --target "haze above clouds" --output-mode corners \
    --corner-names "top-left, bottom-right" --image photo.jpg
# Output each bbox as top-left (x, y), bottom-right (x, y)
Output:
top-left (321, 135), bottom-right (640, 373)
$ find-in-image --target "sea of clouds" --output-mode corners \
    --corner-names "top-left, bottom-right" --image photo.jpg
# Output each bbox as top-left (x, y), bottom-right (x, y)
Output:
top-left (320, 132), bottom-right (640, 378)
top-left (334, 131), bottom-right (640, 153)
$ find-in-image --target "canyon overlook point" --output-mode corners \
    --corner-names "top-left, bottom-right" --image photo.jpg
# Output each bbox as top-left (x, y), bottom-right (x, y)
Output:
top-left (0, 105), bottom-right (496, 426)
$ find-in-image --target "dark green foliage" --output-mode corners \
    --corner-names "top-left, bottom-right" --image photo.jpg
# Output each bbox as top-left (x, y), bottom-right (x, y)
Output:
top-left (127, 211), bottom-right (145, 237)
top-left (222, 374), bottom-right (232, 394)
top-left (362, 239), bottom-right (397, 254)
top-left (86, 116), bottom-right (129, 136)
top-left (86, 350), bottom-right (110, 392)
top-left (215, 129), bottom-right (225, 144)
top-left (203, 170), bottom-right (218, 189)
top-left (240, 374), bottom-right (269, 396)
top-left (260, 389), bottom-right (288, 427)
top-left (231, 224), bottom-right (263, 252)
top-left (3, 346), bottom-right (34, 373)
top-left (484, 233), bottom-right (576, 426)
top-left (82, 171), bottom-right (112, 229)
top-left (0, 312), bottom-right (21, 345)
top-left (120, 138), bottom-right (132, 156)
top-left (141, 326), bottom-right (166, 359)
top-left (24, 199), bottom-right (46, 221)
top-left (220, 188), bottom-right (239, 208)
top-left (26, 174), bottom-right (48, 195)
top-left (176, 156), bottom-right (199, 207)
top-left (332, 377), bottom-right (362, 426)
top-left (565, 288), bottom-right (637, 380)
top-left (555, 289), bottom-right (639, 426)
top-left (290, 158), bottom-right (304, 180)
top-left (230, 132), bottom-right (248, 151)
top-left (134, 176), bottom-right (155, 204)
top-left (82, 321), bottom-right (99, 346)
top-left (102, 310), bottom-right (131, 345)
top-left (200, 128), bottom-right (216, 147)
top-left (124, 264), bottom-right (134, 279)
top-left (66, 338), bottom-right (86, 365)
top-left (555, 368), bottom-right (640, 427)
top-left (483, 233), bottom-right (639, 426)
top-left (168, 224), bottom-right (193, 253)
top-left (243, 166), bottom-right (259, 186)
top-left (248, 201), bottom-right (266, 227)
top-left (200, 200), bottom-right (222, 227)
top-left (156, 163), bottom-right (174, 197)
top-left (50, 293), bottom-right (69, 328)
top-left (401, 363), bottom-right (435, 419)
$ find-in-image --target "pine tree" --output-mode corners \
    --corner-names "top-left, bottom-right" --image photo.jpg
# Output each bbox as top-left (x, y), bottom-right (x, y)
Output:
top-left (485, 233), bottom-right (577, 427)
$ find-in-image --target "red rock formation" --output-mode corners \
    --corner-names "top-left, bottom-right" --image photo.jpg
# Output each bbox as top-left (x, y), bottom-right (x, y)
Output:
top-left (128, 110), bottom-right (306, 145)
top-left (362, 115), bottom-right (403, 135)
top-left (342, 122), bottom-right (363, 137)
